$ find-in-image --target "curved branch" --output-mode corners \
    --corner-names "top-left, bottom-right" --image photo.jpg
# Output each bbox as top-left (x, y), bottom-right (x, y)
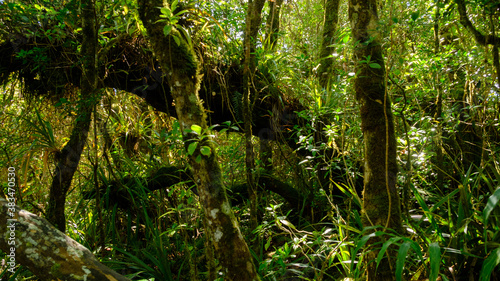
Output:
top-left (456, 0), bottom-right (500, 46)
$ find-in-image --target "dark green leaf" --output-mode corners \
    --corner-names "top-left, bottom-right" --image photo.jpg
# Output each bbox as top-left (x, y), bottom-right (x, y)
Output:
top-left (396, 241), bottom-right (411, 281)
top-left (429, 242), bottom-right (440, 281)
top-left (484, 187), bottom-right (500, 223)
top-left (480, 247), bottom-right (500, 281)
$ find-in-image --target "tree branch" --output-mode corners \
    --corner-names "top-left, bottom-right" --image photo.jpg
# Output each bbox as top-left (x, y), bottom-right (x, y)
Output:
top-left (0, 199), bottom-right (130, 281)
top-left (456, 0), bottom-right (500, 46)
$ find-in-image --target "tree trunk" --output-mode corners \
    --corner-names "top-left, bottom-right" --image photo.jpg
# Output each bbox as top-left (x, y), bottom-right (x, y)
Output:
top-left (264, 0), bottom-right (284, 50)
top-left (137, 1), bottom-right (260, 280)
top-left (318, 0), bottom-right (341, 89)
top-left (45, 0), bottom-right (98, 233)
top-left (243, 0), bottom-right (266, 254)
top-left (0, 199), bottom-right (130, 281)
top-left (348, 0), bottom-right (403, 280)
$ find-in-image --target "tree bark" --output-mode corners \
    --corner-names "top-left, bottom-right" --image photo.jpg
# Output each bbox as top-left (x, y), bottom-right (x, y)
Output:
top-left (45, 0), bottom-right (98, 233)
top-left (318, 0), bottom-right (341, 89)
top-left (0, 199), bottom-right (130, 281)
top-left (243, 0), bottom-right (266, 253)
top-left (349, 0), bottom-right (403, 280)
top-left (137, 1), bottom-right (260, 280)
top-left (264, 0), bottom-right (284, 50)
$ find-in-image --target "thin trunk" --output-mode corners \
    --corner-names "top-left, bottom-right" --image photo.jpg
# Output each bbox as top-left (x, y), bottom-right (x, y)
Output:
top-left (46, 0), bottom-right (97, 232)
top-left (264, 0), bottom-right (284, 50)
top-left (349, 0), bottom-right (403, 280)
top-left (491, 13), bottom-right (500, 125)
top-left (243, 0), bottom-right (266, 254)
top-left (318, 0), bottom-right (341, 89)
top-left (138, 1), bottom-right (260, 279)
top-left (433, 0), bottom-right (444, 190)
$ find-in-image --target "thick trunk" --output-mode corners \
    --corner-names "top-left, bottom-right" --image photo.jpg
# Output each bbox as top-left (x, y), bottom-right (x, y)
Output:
top-left (46, 0), bottom-right (97, 233)
top-left (349, 0), bottom-right (402, 280)
top-left (137, 1), bottom-right (260, 280)
top-left (0, 199), bottom-right (129, 281)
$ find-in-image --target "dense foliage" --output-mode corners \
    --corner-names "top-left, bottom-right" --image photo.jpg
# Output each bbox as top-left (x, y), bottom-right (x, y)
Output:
top-left (0, 0), bottom-right (500, 280)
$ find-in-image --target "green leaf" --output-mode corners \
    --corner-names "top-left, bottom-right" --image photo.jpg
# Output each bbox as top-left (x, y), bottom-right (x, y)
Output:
top-left (187, 142), bottom-right (197, 155)
top-left (369, 63), bottom-right (382, 69)
top-left (200, 146), bottom-right (211, 156)
top-left (484, 187), bottom-right (500, 223)
top-left (160, 7), bottom-right (172, 17)
top-left (480, 247), bottom-right (500, 281)
top-left (429, 242), bottom-right (440, 281)
top-left (171, 0), bottom-right (178, 11)
top-left (280, 219), bottom-right (296, 230)
top-left (195, 155), bottom-right (202, 163)
top-left (191, 124), bottom-right (202, 135)
top-left (163, 25), bottom-right (172, 36)
top-left (265, 238), bottom-right (271, 251)
top-left (411, 11), bottom-right (420, 21)
top-left (376, 236), bottom-right (402, 269)
top-left (173, 36), bottom-right (181, 46)
top-left (395, 241), bottom-right (411, 281)
top-left (342, 34), bottom-right (350, 43)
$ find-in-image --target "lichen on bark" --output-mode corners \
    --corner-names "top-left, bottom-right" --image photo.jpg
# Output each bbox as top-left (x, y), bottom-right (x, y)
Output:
top-left (137, 0), bottom-right (260, 279)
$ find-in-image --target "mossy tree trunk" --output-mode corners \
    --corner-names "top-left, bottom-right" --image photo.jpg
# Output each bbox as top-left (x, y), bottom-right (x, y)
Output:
top-left (138, 0), bottom-right (260, 280)
top-left (318, 0), bottom-right (341, 89)
top-left (46, 0), bottom-right (98, 233)
top-left (348, 0), bottom-right (403, 280)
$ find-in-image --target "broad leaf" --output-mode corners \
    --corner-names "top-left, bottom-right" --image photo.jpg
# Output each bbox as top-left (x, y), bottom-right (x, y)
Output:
top-left (200, 146), bottom-right (211, 156)
top-left (190, 124), bottom-right (202, 135)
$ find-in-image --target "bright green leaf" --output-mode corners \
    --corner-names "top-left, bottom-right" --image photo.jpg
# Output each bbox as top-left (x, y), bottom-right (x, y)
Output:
top-left (369, 63), bottom-right (382, 69)
top-left (191, 124), bottom-right (202, 135)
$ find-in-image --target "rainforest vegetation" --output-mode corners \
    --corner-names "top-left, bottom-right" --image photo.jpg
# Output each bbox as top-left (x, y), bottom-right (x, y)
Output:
top-left (0, 0), bottom-right (500, 280)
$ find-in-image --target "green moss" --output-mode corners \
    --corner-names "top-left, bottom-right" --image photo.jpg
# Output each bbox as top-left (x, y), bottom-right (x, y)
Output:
top-left (50, 262), bottom-right (61, 275)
